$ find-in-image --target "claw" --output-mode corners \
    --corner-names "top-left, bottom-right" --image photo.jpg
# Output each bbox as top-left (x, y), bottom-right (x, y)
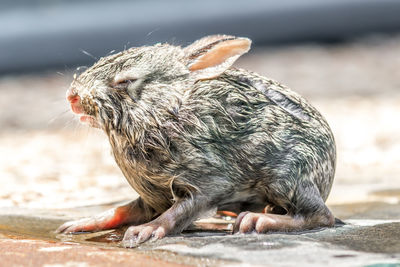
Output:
top-left (56, 217), bottom-right (101, 234)
top-left (56, 200), bottom-right (146, 234)
top-left (233, 212), bottom-right (308, 234)
top-left (233, 211), bottom-right (250, 233)
top-left (121, 223), bottom-right (167, 248)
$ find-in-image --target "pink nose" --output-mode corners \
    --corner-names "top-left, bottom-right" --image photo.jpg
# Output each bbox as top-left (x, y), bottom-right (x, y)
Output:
top-left (66, 88), bottom-right (84, 114)
top-left (66, 88), bottom-right (80, 103)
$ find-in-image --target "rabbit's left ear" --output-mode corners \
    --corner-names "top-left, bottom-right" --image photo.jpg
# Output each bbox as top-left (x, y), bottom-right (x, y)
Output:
top-left (185, 35), bottom-right (251, 80)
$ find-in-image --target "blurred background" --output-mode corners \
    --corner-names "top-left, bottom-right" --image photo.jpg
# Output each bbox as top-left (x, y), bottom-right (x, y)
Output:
top-left (0, 0), bottom-right (399, 214)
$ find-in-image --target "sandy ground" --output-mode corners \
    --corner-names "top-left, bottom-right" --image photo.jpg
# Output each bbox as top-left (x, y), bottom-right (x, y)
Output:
top-left (0, 34), bottom-right (399, 209)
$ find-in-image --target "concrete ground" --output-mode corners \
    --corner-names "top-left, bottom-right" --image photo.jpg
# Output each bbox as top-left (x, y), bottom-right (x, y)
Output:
top-left (0, 34), bottom-right (399, 266)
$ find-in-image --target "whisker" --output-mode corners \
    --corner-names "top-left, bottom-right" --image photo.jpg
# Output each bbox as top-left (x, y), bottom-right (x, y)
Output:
top-left (75, 66), bottom-right (88, 76)
top-left (47, 109), bottom-right (72, 126)
top-left (52, 99), bottom-right (68, 105)
top-left (124, 42), bottom-right (131, 51)
top-left (61, 118), bottom-right (76, 131)
top-left (146, 28), bottom-right (160, 37)
top-left (72, 117), bottom-right (81, 135)
top-left (80, 49), bottom-right (98, 61)
top-left (64, 64), bottom-right (72, 73)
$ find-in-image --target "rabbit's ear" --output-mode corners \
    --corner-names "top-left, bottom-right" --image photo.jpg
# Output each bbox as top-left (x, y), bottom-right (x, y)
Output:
top-left (185, 35), bottom-right (251, 80)
top-left (184, 35), bottom-right (236, 55)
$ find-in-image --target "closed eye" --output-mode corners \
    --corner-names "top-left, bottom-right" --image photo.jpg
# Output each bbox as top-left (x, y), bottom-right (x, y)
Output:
top-left (113, 78), bottom-right (138, 89)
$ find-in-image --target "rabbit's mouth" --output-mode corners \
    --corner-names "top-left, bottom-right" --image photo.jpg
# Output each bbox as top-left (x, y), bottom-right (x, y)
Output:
top-left (79, 114), bottom-right (95, 123)
top-left (66, 88), bottom-right (100, 128)
top-left (77, 113), bottom-right (100, 128)
top-left (78, 114), bottom-right (100, 128)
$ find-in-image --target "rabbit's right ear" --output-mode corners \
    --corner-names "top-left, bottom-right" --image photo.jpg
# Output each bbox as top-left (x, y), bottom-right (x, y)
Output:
top-left (184, 35), bottom-right (251, 80)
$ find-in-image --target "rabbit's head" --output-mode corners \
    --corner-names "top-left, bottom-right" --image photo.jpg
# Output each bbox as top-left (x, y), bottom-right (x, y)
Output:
top-left (66, 35), bottom-right (251, 130)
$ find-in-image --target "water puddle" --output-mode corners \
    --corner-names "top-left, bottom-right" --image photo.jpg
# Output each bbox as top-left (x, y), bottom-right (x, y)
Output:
top-left (0, 214), bottom-right (63, 241)
top-left (0, 206), bottom-right (234, 249)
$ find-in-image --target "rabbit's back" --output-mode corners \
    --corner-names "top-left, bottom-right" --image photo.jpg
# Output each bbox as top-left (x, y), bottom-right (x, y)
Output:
top-left (171, 68), bottom-right (336, 210)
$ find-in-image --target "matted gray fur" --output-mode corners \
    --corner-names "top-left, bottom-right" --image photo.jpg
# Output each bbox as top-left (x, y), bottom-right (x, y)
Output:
top-left (59, 35), bottom-right (337, 247)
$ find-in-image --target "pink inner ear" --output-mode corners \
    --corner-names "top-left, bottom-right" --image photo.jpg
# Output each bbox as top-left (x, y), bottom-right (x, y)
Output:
top-left (189, 39), bottom-right (251, 72)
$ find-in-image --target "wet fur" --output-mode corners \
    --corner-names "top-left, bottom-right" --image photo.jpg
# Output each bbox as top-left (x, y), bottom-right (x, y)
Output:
top-left (70, 39), bottom-right (336, 234)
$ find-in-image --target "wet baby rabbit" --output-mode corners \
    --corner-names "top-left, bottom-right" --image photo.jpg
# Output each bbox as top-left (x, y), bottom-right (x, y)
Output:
top-left (59, 35), bottom-right (336, 247)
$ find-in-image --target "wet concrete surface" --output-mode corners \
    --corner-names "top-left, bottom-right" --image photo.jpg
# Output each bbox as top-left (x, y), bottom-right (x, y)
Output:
top-left (319, 222), bottom-right (400, 254)
top-left (0, 238), bottom-right (193, 267)
top-left (0, 201), bottom-right (399, 267)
